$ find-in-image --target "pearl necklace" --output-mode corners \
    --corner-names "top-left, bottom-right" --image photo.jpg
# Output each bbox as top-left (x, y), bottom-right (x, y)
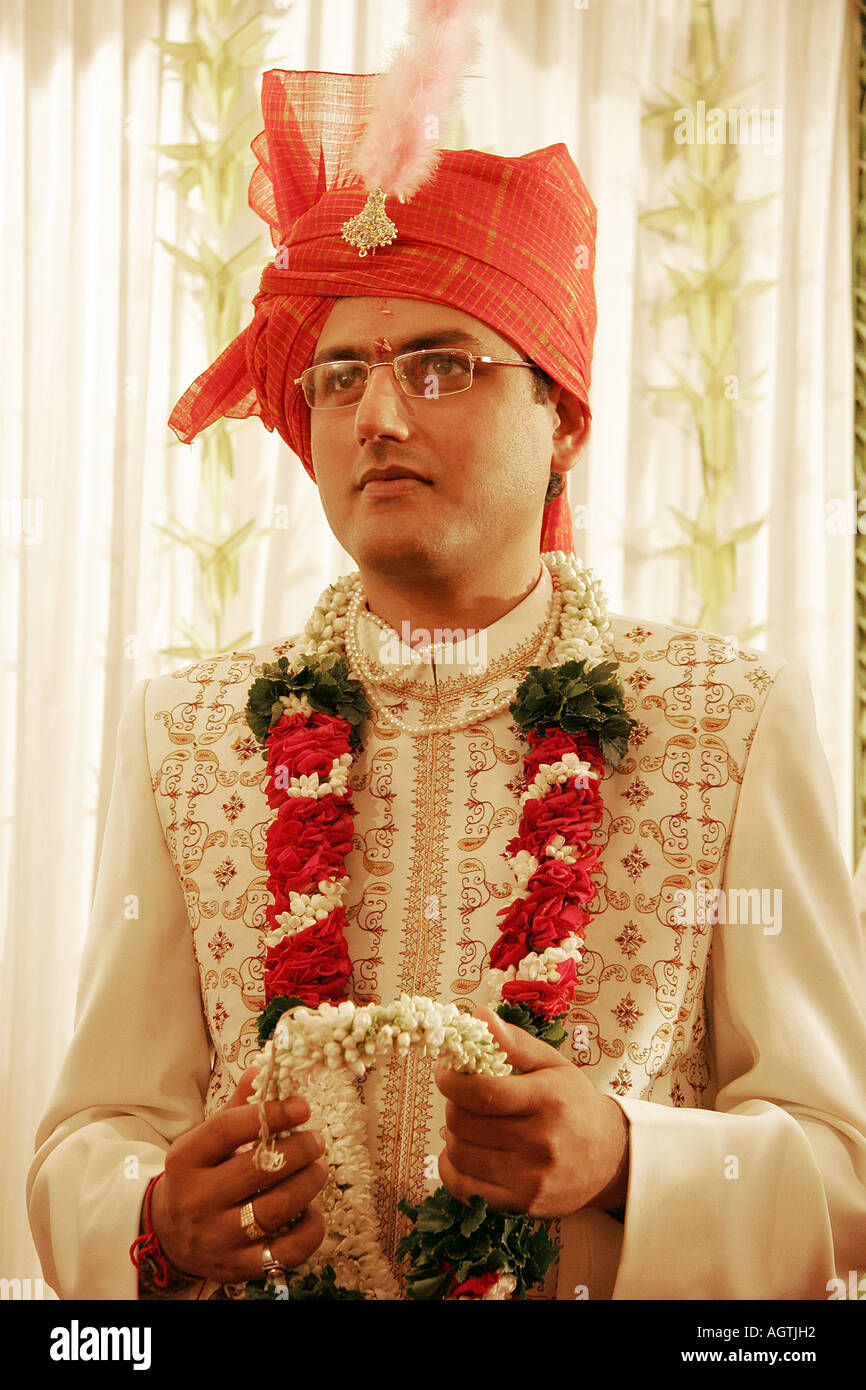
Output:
top-left (342, 574), bottom-right (563, 737)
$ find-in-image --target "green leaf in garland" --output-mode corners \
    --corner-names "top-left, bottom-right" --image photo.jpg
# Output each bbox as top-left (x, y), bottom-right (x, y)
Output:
top-left (459, 1196), bottom-right (489, 1237)
top-left (244, 653), bottom-right (372, 755)
top-left (244, 1265), bottom-right (365, 1300)
top-left (496, 1001), bottom-right (568, 1049)
top-left (256, 994), bottom-right (305, 1045)
top-left (510, 659), bottom-right (638, 764)
top-left (406, 1271), bottom-right (451, 1299)
top-left (244, 1280), bottom-right (278, 1300)
top-left (414, 1188), bottom-right (461, 1234)
top-left (396, 1189), bottom-right (559, 1299)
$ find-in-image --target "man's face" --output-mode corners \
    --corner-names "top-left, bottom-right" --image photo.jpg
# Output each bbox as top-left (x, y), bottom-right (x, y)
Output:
top-left (308, 297), bottom-right (583, 579)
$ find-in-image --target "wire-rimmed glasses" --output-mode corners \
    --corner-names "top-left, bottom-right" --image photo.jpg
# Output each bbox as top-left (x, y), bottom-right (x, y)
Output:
top-left (294, 348), bottom-right (537, 409)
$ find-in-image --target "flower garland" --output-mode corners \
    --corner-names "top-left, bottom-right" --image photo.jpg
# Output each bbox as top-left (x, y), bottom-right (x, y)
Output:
top-left (242, 551), bottom-right (635, 1300)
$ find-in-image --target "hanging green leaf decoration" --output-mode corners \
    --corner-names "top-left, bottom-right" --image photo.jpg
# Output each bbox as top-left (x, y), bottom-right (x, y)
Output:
top-left (640, 0), bottom-right (771, 647)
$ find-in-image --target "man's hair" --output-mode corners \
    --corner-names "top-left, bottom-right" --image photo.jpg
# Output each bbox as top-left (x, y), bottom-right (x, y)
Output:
top-left (527, 363), bottom-right (563, 507)
top-left (529, 364), bottom-right (554, 405)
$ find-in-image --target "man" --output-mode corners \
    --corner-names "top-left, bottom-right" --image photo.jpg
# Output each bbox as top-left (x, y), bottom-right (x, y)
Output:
top-left (27, 68), bottom-right (866, 1300)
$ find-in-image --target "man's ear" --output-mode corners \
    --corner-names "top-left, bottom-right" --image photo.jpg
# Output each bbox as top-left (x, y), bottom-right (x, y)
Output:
top-left (549, 386), bottom-right (590, 479)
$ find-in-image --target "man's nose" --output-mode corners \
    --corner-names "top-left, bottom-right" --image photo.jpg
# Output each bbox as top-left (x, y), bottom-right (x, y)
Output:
top-left (354, 363), bottom-right (411, 445)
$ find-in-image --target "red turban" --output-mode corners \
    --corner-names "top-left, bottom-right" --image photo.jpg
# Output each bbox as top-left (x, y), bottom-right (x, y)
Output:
top-left (167, 70), bottom-right (598, 554)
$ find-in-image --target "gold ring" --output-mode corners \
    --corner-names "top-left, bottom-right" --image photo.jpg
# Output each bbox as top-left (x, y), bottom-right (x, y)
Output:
top-left (240, 1199), bottom-right (267, 1242)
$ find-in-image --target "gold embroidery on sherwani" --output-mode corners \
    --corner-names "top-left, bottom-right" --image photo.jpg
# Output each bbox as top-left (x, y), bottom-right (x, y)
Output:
top-left (349, 881), bottom-right (390, 1006)
top-left (380, 728), bottom-right (453, 1278)
top-left (403, 731), bottom-right (452, 999)
top-left (347, 744), bottom-right (398, 1005)
top-left (361, 582), bottom-right (557, 1284)
top-left (452, 857), bottom-right (501, 999)
top-left (460, 724), bottom-right (520, 848)
top-left (594, 625), bottom-right (769, 1107)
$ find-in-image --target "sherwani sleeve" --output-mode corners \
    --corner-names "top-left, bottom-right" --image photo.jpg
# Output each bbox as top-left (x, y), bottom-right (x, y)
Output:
top-left (606, 659), bottom-right (866, 1298)
top-left (26, 678), bottom-right (214, 1299)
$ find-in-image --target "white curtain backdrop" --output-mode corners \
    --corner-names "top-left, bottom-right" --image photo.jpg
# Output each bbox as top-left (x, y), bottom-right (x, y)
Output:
top-left (0, 0), bottom-right (856, 1285)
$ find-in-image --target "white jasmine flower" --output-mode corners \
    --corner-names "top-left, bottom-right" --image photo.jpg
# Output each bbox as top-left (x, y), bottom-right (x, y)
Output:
top-left (265, 878), bottom-right (346, 945)
top-left (278, 692), bottom-right (314, 717)
top-left (522, 754), bottom-right (600, 803)
top-left (483, 969), bottom-right (507, 1009)
top-left (484, 1274), bottom-right (518, 1300)
top-left (511, 849), bottom-right (539, 895)
top-left (512, 936), bottom-right (584, 983)
top-left (544, 834), bottom-right (579, 863)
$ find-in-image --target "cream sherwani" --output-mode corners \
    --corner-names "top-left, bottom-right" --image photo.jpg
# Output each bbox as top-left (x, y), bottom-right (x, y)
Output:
top-left (27, 563), bottom-right (866, 1298)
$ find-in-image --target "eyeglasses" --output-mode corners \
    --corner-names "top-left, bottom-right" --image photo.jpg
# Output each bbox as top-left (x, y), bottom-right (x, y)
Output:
top-left (294, 348), bottom-right (537, 409)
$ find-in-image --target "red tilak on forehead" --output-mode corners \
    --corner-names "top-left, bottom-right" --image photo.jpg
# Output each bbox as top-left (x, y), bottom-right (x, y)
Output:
top-left (373, 337), bottom-right (392, 357)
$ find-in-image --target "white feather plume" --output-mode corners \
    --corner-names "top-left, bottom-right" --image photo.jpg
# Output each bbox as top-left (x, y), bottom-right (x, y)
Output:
top-left (350, 0), bottom-right (485, 203)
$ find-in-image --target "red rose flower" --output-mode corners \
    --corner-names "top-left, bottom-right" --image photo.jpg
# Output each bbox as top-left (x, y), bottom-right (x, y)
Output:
top-left (522, 727), bottom-right (605, 785)
top-left (572, 731), bottom-right (606, 777)
top-left (509, 782), bottom-right (603, 861)
top-left (265, 795), bottom-right (355, 896)
top-left (527, 856), bottom-right (597, 896)
top-left (448, 1270), bottom-right (504, 1299)
top-left (491, 860), bottom-right (596, 969)
top-left (264, 712), bottom-right (351, 805)
top-left (264, 909), bottom-right (352, 1006)
top-left (522, 726), bottom-right (581, 777)
top-left (501, 957), bottom-right (578, 1019)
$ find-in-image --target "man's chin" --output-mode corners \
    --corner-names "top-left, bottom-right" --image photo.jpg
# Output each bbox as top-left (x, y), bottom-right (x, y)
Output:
top-left (350, 524), bottom-right (452, 577)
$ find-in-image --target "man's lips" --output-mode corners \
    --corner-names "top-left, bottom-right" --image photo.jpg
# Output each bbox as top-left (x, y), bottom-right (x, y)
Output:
top-left (358, 465), bottom-right (431, 492)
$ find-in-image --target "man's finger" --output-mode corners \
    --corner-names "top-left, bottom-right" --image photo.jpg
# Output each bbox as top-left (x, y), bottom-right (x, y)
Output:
top-left (443, 1099), bottom-right (531, 1149)
top-left (438, 1150), bottom-right (521, 1213)
top-left (223, 1068), bottom-right (262, 1110)
top-left (233, 1205), bottom-right (327, 1285)
top-left (222, 1129), bottom-right (326, 1206)
top-left (226, 1156), bottom-right (329, 1240)
top-left (475, 1007), bottom-right (570, 1073)
top-left (435, 1063), bottom-right (536, 1116)
top-left (224, 1071), bottom-right (313, 1123)
top-left (441, 1132), bottom-right (516, 1189)
top-left (177, 1094), bottom-right (310, 1167)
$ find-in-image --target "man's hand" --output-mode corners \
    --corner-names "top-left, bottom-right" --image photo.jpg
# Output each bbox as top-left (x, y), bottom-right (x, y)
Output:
top-left (434, 1007), bottom-right (629, 1219)
top-left (147, 1068), bottom-right (328, 1286)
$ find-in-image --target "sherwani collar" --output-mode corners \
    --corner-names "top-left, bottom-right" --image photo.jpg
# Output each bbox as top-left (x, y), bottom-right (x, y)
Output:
top-left (353, 559), bottom-right (554, 700)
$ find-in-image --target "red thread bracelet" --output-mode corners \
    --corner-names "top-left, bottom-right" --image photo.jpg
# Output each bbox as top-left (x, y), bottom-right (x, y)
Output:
top-left (130, 1172), bottom-right (172, 1288)
top-left (130, 1171), bottom-right (202, 1296)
